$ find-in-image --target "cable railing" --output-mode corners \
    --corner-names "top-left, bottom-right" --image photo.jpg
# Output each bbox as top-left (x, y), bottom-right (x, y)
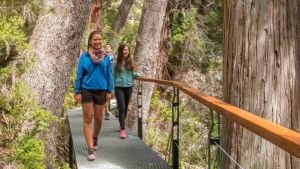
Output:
top-left (134, 77), bottom-right (300, 169)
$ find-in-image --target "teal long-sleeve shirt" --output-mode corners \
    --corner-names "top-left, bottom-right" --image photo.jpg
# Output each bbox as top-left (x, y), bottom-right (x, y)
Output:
top-left (113, 63), bottom-right (140, 87)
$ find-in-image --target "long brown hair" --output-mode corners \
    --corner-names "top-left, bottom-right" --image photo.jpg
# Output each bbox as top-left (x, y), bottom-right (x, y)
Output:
top-left (115, 44), bottom-right (135, 72)
top-left (87, 30), bottom-right (101, 51)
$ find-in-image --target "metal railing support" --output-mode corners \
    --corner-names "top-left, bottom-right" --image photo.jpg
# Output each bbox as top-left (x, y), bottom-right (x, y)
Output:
top-left (171, 87), bottom-right (180, 169)
top-left (208, 109), bottom-right (221, 169)
top-left (216, 113), bottom-right (221, 167)
top-left (137, 81), bottom-right (143, 139)
top-left (69, 132), bottom-right (75, 168)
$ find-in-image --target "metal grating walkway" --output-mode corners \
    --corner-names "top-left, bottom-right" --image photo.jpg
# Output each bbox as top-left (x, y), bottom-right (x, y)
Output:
top-left (68, 108), bottom-right (171, 169)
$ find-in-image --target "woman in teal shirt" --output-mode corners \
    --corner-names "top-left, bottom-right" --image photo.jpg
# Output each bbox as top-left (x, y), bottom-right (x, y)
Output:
top-left (113, 44), bottom-right (141, 139)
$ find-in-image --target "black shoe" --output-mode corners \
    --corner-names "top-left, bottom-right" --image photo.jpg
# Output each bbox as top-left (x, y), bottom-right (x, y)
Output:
top-left (104, 112), bottom-right (110, 120)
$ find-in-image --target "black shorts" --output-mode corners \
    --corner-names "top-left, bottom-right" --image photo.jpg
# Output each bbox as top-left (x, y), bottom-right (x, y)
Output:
top-left (81, 89), bottom-right (106, 105)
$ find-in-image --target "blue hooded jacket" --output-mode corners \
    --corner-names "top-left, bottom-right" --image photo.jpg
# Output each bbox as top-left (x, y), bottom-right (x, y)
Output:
top-left (74, 51), bottom-right (113, 94)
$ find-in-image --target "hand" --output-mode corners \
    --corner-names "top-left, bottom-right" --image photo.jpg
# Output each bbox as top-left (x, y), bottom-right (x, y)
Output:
top-left (139, 72), bottom-right (145, 78)
top-left (101, 51), bottom-right (106, 58)
top-left (99, 54), bottom-right (105, 61)
top-left (74, 94), bottom-right (82, 103)
top-left (106, 93), bottom-right (112, 100)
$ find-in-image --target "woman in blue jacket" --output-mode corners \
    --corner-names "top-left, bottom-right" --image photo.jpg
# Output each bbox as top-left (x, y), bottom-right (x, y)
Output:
top-left (74, 31), bottom-right (113, 161)
top-left (114, 44), bottom-right (141, 139)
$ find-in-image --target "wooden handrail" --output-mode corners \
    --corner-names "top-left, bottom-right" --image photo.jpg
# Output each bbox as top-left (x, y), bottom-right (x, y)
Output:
top-left (135, 77), bottom-right (300, 158)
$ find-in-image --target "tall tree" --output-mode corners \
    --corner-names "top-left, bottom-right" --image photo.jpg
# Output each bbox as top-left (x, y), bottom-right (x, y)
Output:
top-left (222, 1), bottom-right (300, 168)
top-left (22, 0), bottom-right (89, 166)
top-left (126, 0), bottom-right (168, 131)
top-left (109, 0), bottom-right (135, 49)
top-left (89, 0), bottom-right (102, 31)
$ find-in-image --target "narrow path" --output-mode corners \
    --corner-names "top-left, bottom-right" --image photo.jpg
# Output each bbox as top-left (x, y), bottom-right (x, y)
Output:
top-left (68, 108), bottom-right (171, 169)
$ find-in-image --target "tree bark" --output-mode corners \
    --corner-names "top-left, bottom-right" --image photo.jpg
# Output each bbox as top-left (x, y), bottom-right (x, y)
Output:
top-left (89, 0), bottom-right (102, 32)
top-left (154, 1), bottom-right (171, 81)
top-left (126, 0), bottom-right (168, 132)
top-left (222, 1), bottom-right (300, 168)
top-left (22, 0), bottom-right (89, 166)
top-left (109, 0), bottom-right (135, 49)
top-left (23, 0), bottom-right (89, 115)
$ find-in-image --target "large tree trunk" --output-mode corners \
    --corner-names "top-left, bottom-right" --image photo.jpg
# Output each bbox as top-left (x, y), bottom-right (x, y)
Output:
top-left (22, 0), bottom-right (89, 167)
top-left (109, 0), bottom-right (134, 49)
top-left (23, 0), bottom-right (89, 115)
top-left (222, 1), bottom-right (300, 168)
top-left (154, 7), bottom-right (170, 81)
top-left (126, 0), bottom-right (168, 132)
top-left (89, 0), bottom-right (102, 31)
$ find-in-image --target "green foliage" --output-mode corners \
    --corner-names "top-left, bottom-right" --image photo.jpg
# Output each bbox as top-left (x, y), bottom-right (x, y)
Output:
top-left (27, 0), bottom-right (43, 14)
top-left (63, 69), bottom-right (80, 110)
top-left (50, 155), bottom-right (71, 169)
top-left (1, 0), bottom-right (42, 16)
top-left (16, 56), bottom-right (36, 76)
top-left (204, 3), bottom-right (223, 47)
top-left (0, 15), bottom-right (29, 51)
top-left (169, 7), bottom-right (206, 71)
top-left (1, 0), bottom-right (42, 37)
top-left (101, 0), bottom-right (143, 54)
top-left (0, 12), bottom-right (54, 165)
top-left (101, 0), bottom-right (120, 45)
top-left (119, 1), bottom-right (143, 52)
top-left (171, 8), bottom-right (198, 45)
top-left (168, 1), bottom-right (223, 73)
top-left (0, 80), bottom-right (55, 167)
top-left (0, 67), bottom-right (13, 85)
top-left (146, 90), bottom-right (172, 156)
top-left (0, 12), bottom-right (36, 158)
top-left (0, 82), bottom-right (34, 146)
top-left (179, 107), bottom-right (207, 167)
top-left (13, 136), bottom-right (46, 169)
top-left (150, 91), bottom-right (172, 122)
top-left (0, 81), bottom-right (55, 145)
top-left (28, 109), bottom-right (55, 138)
top-left (119, 21), bottom-right (140, 53)
top-left (146, 90), bottom-right (208, 168)
top-left (201, 0), bottom-right (223, 72)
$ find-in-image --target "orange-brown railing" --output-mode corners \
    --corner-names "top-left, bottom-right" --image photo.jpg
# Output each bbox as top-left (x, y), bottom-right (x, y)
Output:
top-left (136, 77), bottom-right (300, 158)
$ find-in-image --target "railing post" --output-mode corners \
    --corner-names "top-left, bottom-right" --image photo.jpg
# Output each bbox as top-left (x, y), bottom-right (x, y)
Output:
top-left (208, 109), bottom-right (213, 169)
top-left (137, 80), bottom-right (143, 139)
top-left (216, 113), bottom-right (221, 168)
top-left (69, 133), bottom-right (74, 168)
top-left (208, 109), bottom-right (221, 169)
top-left (172, 86), bottom-right (179, 169)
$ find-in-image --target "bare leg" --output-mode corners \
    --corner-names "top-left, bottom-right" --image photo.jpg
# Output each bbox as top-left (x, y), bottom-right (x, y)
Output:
top-left (93, 104), bottom-right (105, 138)
top-left (104, 100), bottom-right (110, 120)
top-left (82, 103), bottom-right (94, 149)
top-left (104, 101), bottom-right (109, 113)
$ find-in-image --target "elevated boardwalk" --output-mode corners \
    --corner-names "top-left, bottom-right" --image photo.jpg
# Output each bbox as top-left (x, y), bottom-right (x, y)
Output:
top-left (68, 108), bottom-right (171, 169)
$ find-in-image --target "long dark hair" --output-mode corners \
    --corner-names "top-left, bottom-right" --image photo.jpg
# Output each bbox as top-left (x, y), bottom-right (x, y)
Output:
top-left (115, 44), bottom-right (135, 72)
top-left (87, 30), bottom-right (101, 51)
